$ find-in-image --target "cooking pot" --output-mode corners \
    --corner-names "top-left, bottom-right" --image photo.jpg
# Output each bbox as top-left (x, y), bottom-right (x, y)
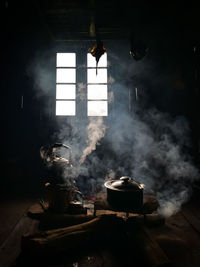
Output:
top-left (104, 176), bottom-right (144, 213)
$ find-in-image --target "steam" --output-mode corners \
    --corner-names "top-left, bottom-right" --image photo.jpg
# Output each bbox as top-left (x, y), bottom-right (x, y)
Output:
top-left (28, 47), bottom-right (199, 218)
top-left (157, 187), bottom-right (191, 217)
top-left (104, 106), bottom-right (199, 217)
top-left (79, 117), bottom-right (107, 164)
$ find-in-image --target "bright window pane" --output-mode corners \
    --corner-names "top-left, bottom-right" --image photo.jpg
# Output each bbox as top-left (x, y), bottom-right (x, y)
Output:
top-left (87, 101), bottom-right (108, 116)
top-left (88, 85), bottom-right (107, 100)
top-left (56, 69), bottom-right (76, 83)
top-left (87, 69), bottom-right (107, 83)
top-left (56, 100), bottom-right (75, 116)
top-left (87, 53), bottom-right (107, 67)
top-left (56, 84), bottom-right (76, 99)
top-left (56, 53), bottom-right (76, 67)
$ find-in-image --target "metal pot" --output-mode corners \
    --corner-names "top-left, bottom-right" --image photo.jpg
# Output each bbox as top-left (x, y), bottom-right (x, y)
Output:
top-left (104, 176), bottom-right (144, 213)
top-left (45, 183), bottom-right (83, 213)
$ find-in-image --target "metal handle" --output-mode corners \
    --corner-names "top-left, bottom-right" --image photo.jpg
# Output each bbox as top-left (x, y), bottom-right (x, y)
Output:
top-left (74, 190), bottom-right (83, 197)
top-left (120, 176), bottom-right (130, 183)
top-left (73, 190), bottom-right (84, 205)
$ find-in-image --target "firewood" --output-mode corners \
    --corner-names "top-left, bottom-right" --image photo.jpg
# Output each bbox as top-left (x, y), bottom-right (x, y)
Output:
top-left (94, 193), bottom-right (159, 215)
top-left (21, 215), bottom-right (124, 256)
top-left (27, 211), bottom-right (95, 230)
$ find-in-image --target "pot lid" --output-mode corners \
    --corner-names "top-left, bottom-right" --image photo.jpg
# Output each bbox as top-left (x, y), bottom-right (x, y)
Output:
top-left (105, 176), bottom-right (143, 191)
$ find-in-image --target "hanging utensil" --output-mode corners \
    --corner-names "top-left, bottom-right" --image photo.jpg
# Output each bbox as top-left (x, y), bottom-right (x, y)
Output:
top-left (90, 39), bottom-right (106, 75)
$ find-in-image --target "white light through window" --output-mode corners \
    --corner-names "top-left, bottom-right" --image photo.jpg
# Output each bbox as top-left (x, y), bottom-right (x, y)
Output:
top-left (87, 69), bottom-right (107, 83)
top-left (56, 53), bottom-right (76, 116)
top-left (55, 52), bottom-right (108, 117)
top-left (88, 85), bottom-right (107, 100)
top-left (88, 101), bottom-right (108, 116)
top-left (56, 69), bottom-right (76, 83)
top-left (56, 84), bottom-right (76, 99)
top-left (87, 53), bottom-right (108, 116)
top-left (56, 53), bottom-right (76, 67)
top-left (56, 101), bottom-right (75, 116)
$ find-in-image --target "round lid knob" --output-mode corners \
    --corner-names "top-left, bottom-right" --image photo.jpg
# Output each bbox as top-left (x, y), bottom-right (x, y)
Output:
top-left (120, 176), bottom-right (130, 183)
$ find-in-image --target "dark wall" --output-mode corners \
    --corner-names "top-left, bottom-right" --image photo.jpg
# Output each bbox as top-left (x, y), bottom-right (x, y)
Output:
top-left (1, 1), bottom-right (53, 195)
top-left (1, 1), bottom-right (200, 195)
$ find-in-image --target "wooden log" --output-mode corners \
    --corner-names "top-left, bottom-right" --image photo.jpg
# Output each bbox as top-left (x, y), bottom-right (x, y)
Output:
top-left (94, 193), bottom-right (159, 215)
top-left (143, 194), bottom-right (159, 214)
top-left (21, 215), bottom-right (124, 255)
top-left (27, 211), bottom-right (95, 230)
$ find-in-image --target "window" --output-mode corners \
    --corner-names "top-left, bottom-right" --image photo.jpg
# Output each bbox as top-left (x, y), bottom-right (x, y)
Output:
top-left (87, 53), bottom-right (108, 116)
top-left (56, 53), bottom-right (76, 116)
top-left (55, 52), bottom-right (108, 116)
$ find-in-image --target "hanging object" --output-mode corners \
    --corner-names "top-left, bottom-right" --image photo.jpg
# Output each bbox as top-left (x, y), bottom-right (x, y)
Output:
top-left (88, 0), bottom-right (106, 75)
top-left (129, 31), bottom-right (148, 61)
top-left (130, 39), bottom-right (148, 61)
top-left (89, 15), bottom-right (96, 37)
top-left (90, 39), bottom-right (106, 75)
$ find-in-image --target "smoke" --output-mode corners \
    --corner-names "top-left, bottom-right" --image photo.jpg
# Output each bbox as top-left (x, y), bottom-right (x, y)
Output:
top-left (28, 46), bottom-right (199, 217)
top-left (77, 82), bottom-right (86, 100)
top-left (104, 104), bottom-right (199, 217)
top-left (26, 51), bottom-right (54, 98)
top-left (79, 117), bottom-right (107, 164)
top-left (157, 186), bottom-right (191, 217)
top-left (54, 103), bottom-right (199, 217)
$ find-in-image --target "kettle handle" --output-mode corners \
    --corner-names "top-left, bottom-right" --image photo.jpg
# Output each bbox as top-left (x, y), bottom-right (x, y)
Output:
top-left (73, 190), bottom-right (84, 205)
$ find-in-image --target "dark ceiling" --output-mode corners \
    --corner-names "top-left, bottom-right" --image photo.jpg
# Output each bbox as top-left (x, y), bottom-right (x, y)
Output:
top-left (29, 0), bottom-right (200, 42)
top-left (2, 0), bottom-right (200, 47)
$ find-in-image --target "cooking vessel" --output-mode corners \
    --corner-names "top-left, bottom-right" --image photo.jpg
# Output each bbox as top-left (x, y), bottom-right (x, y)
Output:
top-left (45, 183), bottom-right (83, 213)
top-left (104, 176), bottom-right (143, 213)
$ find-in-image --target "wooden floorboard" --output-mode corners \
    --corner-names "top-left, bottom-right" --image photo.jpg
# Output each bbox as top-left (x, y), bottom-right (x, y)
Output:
top-left (1, 196), bottom-right (200, 267)
top-left (0, 198), bottom-right (38, 267)
top-left (149, 204), bottom-right (200, 267)
top-left (181, 206), bottom-right (200, 236)
top-left (0, 198), bottom-right (33, 246)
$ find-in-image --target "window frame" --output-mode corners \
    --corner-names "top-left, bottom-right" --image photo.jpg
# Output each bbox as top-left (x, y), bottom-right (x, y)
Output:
top-left (87, 53), bottom-right (108, 117)
top-left (55, 51), bottom-right (109, 117)
top-left (55, 52), bottom-right (76, 116)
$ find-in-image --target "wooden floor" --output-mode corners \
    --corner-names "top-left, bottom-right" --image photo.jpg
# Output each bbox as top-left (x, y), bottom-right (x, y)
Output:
top-left (1, 189), bottom-right (200, 267)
